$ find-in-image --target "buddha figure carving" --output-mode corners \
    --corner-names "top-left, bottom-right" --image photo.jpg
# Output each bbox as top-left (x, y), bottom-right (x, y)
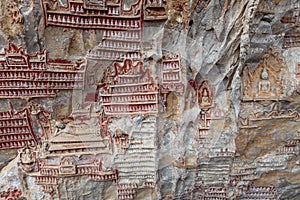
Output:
top-left (19, 148), bottom-right (36, 172)
top-left (257, 67), bottom-right (272, 97)
top-left (197, 80), bottom-right (214, 109)
top-left (200, 88), bottom-right (211, 107)
top-left (21, 148), bottom-right (34, 164)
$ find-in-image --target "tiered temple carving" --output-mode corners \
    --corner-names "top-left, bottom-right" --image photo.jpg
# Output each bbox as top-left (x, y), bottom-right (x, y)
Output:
top-left (196, 80), bottom-right (215, 145)
top-left (41, 0), bottom-right (142, 30)
top-left (114, 116), bottom-right (157, 200)
top-left (0, 103), bottom-right (37, 150)
top-left (242, 48), bottom-right (286, 101)
top-left (160, 53), bottom-right (184, 118)
top-left (238, 184), bottom-right (278, 199)
top-left (15, 102), bottom-right (118, 197)
top-left (0, 43), bottom-right (86, 99)
top-left (160, 53), bottom-right (184, 93)
top-left (98, 59), bottom-right (158, 116)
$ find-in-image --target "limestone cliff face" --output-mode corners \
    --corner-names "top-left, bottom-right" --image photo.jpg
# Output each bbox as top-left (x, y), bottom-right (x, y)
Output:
top-left (0, 0), bottom-right (299, 199)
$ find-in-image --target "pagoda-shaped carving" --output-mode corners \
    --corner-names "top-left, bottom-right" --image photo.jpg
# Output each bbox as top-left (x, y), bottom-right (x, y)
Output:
top-left (0, 43), bottom-right (86, 99)
top-left (242, 48), bottom-right (286, 101)
top-left (41, 0), bottom-right (142, 30)
top-left (98, 59), bottom-right (158, 116)
top-left (160, 53), bottom-right (184, 93)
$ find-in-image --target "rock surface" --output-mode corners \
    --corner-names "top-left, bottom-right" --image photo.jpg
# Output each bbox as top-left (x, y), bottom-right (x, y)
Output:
top-left (0, 0), bottom-right (299, 199)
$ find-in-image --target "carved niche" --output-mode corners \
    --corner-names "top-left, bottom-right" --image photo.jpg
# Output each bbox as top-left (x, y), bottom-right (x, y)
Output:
top-left (18, 147), bottom-right (37, 172)
top-left (197, 80), bottom-right (214, 110)
top-left (59, 157), bottom-right (77, 175)
top-left (242, 48), bottom-right (286, 101)
top-left (144, 0), bottom-right (168, 21)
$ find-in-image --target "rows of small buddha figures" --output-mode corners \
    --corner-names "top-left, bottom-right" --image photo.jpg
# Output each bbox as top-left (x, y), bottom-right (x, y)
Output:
top-left (160, 53), bottom-right (184, 93)
top-left (41, 0), bottom-right (167, 28)
top-left (0, 105), bottom-right (37, 150)
top-left (0, 188), bottom-right (23, 200)
top-left (98, 40), bottom-right (141, 51)
top-left (0, 71), bottom-right (84, 81)
top-left (47, 15), bottom-right (141, 30)
top-left (67, 3), bottom-right (120, 15)
top-left (0, 81), bottom-right (83, 89)
top-left (102, 30), bottom-right (141, 40)
top-left (169, 183), bottom-right (278, 200)
top-left (0, 43), bottom-right (86, 98)
top-left (98, 59), bottom-right (159, 116)
top-left (87, 50), bottom-right (141, 61)
top-left (101, 94), bottom-right (157, 104)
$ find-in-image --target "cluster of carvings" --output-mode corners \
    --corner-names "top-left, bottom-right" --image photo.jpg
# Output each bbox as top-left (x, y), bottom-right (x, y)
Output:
top-left (166, 45), bottom-right (299, 199)
top-left (0, 43), bottom-right (86, 99)
top-left (170, 154), bottom-right (278, 199)
top-left (98, 59), bottom-right (158, 199)
top-left (15, 101), bottom-right (118, 196)
top-left (2, 0), bottom-right (299, 199)
top-left (240, 48), bottom-right (299, 129)
top-left (1, 1), bottom-right (170, 198)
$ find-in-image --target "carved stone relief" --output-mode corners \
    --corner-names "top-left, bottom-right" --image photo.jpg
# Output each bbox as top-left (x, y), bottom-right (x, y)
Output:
top-left (0, 0), bottom-right (300, 199)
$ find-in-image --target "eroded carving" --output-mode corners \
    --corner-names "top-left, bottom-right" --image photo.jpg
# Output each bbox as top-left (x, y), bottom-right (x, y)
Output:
top-left (7, 1), bottom-right (23, 24)
top-left (144, 0), bottom-right (168, 21)
top-left (18, 147), bottom-right (37, 172)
